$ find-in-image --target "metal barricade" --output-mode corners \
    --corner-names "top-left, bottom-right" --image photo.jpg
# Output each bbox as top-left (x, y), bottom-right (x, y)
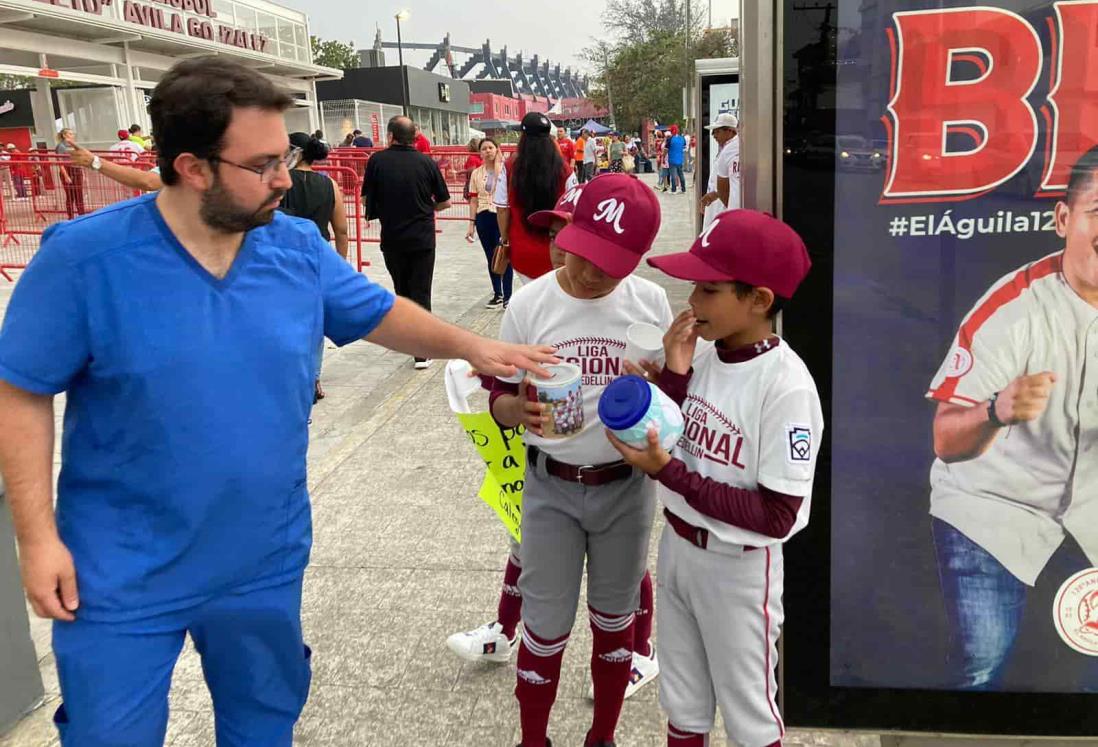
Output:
top-left (0, 146), bottom-right (517, 281)
top-left (315, 164), bottom-right (374, 272)
top-left (323, 146), bottom-right (518, 245)
top-left (0, 157), bottom-right (149, 280)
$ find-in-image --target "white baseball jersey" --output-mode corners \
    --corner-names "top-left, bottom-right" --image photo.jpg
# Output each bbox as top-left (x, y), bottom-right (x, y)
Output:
top-left (660, 339), bottom-right (824, 547)
top-left (656, 338), bottom-right (820, 747)
top-left (702, 136), bottom-right (741, 230)
top-left (108, 140), bottom-right (145, 162)
top-left (926, 250), bottom-right (1098, 585)
top-left (499, 271), bottom-right (673, 465)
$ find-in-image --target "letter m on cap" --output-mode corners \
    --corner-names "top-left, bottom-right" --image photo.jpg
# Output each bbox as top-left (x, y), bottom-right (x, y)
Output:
top-left (593, 198), bottom-right (626, 234)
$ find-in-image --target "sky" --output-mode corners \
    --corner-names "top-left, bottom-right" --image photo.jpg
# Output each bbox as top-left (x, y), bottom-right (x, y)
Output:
top-left (282, 0), bottom-right (739, 74)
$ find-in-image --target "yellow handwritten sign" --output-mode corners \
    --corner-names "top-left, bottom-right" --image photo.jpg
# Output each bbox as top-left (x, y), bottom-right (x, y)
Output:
top-left (455, 412), bottom-right (525, 543)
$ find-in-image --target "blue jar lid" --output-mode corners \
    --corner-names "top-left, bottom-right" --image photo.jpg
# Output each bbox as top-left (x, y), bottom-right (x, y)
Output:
top-left (598, 375), bottom-right (653, 430)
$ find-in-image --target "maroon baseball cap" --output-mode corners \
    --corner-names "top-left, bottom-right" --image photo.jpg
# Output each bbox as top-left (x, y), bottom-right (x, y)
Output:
top-left (647, 209), bottom-right (811, 299)
top-left (528, 184), bottom-right (584, 228)
top-left (553, 174), bottom-right (661, 278)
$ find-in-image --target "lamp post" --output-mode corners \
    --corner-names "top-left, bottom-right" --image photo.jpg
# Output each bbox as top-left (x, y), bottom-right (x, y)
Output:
top-left (684, 0), bottom-right (692, 127)
top-left (395, 9), bottom-right (411, 117)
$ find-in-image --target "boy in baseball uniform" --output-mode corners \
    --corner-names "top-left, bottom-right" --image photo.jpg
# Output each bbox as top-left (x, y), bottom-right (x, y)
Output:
top-left (490, 174), bottom-right (672, 747)
top-left (446, 185), bottom-right (661, 701)
top-left (610, 210), bottom-right (823, 747)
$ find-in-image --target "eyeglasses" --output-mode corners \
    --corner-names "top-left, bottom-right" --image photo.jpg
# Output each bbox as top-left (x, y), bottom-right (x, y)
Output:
top-left (212, 146), bottom-right (302, 183)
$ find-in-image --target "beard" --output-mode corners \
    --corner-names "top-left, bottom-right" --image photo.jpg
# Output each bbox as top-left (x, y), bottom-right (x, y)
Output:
top-left (200, 172), bottom-right (285, 233)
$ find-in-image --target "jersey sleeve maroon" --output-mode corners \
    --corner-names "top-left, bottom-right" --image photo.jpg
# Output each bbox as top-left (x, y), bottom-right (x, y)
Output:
top-left (654, 458), bottom-right (804, 539)
top-left (656, 366), bottom-right (692, 406)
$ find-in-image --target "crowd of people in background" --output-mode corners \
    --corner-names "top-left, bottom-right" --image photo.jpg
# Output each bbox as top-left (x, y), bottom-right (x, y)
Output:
top-left (0, 113), bottom-right (706, 383)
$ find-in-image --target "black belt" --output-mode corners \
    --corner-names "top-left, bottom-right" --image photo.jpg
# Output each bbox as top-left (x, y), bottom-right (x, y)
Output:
top-left (664, 508), bottom-right (757, 552)
top-left (528, 445), bottom-right (634, 486)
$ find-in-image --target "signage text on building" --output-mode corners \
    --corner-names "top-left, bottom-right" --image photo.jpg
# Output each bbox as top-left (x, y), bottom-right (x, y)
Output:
top-left (33, 0), bottom-right (271, 54)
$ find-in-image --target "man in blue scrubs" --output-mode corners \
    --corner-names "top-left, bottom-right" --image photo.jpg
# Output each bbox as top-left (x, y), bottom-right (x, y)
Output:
top-left (0, 57), bottom-right (556, 746)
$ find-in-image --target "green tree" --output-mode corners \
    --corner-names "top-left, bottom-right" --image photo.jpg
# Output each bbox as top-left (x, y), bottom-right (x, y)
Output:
top-left (0, 74), bottom-right (37, 90)
top-left (310, 36), bottom-right (359, 70)
top-left (583, 1), bottom-right (737, 132)
top-left (0, 74), bottom-right (94, 91)
top-left (600, 0), bottom-right (703, 42)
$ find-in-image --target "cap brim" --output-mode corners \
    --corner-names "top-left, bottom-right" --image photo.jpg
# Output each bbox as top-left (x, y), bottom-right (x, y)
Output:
top-left (555, 223), bottom-right (641, 279)
top-left (528, 209), bottom-right (572, 228)
top-left (647, 251), bottom-right (735, 282)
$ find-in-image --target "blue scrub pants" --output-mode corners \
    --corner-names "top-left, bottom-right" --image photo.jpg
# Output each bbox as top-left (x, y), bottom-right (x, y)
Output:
top-left (52, 575), bottom-right (311, 747)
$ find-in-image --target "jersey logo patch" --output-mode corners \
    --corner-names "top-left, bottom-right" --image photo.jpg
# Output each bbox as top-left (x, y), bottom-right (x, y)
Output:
top-left (945, 345), bottom-right (974, 378)
top-left (1053, 568), bottom-right (1098, 656)
top-left (787, 424), bottom-right (812, 463)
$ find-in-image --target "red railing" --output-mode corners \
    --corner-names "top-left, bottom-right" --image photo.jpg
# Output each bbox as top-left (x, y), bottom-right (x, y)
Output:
top-left (0, 146), bottom-right (509, 280)
top-left (315, 164), bottom-right (373, 271)
top-left (0, 155), bottom-right (150, 281)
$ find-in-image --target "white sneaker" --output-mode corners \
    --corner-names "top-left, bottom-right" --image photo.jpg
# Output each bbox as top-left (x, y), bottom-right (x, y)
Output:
top-left (413, 358), bottom-right (432, 370)
top-left (587, 647), bottom-right (660, 700)
top-left (446, 621), bottom-right (520, 663)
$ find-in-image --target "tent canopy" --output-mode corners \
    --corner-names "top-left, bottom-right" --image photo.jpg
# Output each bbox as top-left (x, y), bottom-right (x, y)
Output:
top-left (581, 119), bottom-right (612, 134)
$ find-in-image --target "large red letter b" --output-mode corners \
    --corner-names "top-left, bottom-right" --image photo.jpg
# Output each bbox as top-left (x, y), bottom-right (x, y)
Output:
top-left (883, 8), bottom-right (1042, 201)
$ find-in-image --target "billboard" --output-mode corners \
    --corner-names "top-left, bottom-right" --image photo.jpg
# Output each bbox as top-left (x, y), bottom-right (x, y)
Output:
top-left (824, 0), bottom-right (1098, 696)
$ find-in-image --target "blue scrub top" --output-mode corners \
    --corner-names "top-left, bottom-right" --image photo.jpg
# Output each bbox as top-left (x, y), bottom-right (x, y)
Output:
top-left (0, 194), bottom-right (395, 621)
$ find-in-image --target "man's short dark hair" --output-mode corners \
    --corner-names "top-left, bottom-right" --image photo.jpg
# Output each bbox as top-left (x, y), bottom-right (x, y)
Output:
top-left (388, 116), bottom-right (415, 146)
top-left (733, 281), bottom-right (786, 320)
top-left (148, 56), bottom-right (293, 186)
top-left (129, 124), bottom-right (142, 134)
top-left (1066, 145), bottom-right (1098, 206)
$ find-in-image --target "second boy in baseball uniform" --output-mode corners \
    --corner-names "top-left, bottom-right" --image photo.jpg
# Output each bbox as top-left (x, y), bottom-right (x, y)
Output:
top-left (611, 210), bottom-right (823, 747)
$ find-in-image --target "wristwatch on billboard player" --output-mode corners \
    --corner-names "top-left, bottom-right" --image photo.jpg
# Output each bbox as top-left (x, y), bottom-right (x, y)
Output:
top-left (987, 392), bottom-right (1006, 428)
top-left (91, 155), bottom-right (102, 171)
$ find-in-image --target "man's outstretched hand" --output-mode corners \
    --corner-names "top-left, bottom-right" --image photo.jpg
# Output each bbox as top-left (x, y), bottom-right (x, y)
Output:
top-left (467, 340), bottom-right (559, 380)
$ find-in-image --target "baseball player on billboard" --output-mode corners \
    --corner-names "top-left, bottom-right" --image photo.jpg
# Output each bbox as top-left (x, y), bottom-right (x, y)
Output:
top-left (489, 174), bottom-right (672, 747)
top-left (926, 145), bottom-right (1098, 690)
top-left (445, 186), bottom-right (661, 702)
top-left (611, 210), bottom-right (823, 747)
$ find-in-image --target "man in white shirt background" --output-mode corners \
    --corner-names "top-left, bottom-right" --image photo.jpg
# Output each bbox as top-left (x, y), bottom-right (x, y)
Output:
top-left (699, 114), bottom-right (740, 229)
top-left (583, 132), bottom-right (598, 182)
top-left (108, 129), bottom-right (146, 162)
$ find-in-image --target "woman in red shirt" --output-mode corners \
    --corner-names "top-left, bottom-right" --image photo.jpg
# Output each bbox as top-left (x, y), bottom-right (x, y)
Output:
top-left (463, 136), bottom-right (483, 174)
top-left (496, 112), bottom-right (573, 280)
top-left (461, 136), bottom-right (483, 204)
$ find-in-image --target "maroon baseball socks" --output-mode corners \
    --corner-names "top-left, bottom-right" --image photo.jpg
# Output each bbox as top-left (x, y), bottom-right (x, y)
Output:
top-left (586, 607), bottom-right (636, 746)
top-left (668, 727), bottom-right (780, 747)
top-left (515, 627), bottom-right (569, 747)
top-left (497, 554), bottom-right (523, 640)
top-left (668, 723), bottom-right (708, 746)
